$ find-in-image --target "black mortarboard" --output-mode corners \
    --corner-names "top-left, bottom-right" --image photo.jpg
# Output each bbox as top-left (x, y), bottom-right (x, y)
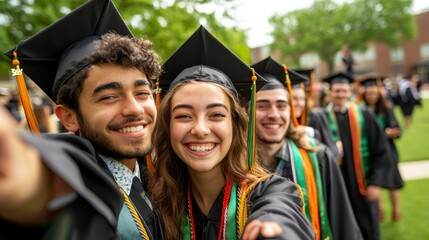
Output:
top-left (158, 25), bottom-right (267, 104)
top-left (5, 0), bottom-right (132, 101)
top-left (293, 68), bottom-right (314, 87)
top-left (359, 78), bottom-right (377, 87)
top-left (359, 75), bottom-right (387, 87)
top-left (294, 68), bottom-right (313, 79)
top-left (322, 72), bottom-right (354, 85)
top-left (251, 57), bottom-right (308, 91)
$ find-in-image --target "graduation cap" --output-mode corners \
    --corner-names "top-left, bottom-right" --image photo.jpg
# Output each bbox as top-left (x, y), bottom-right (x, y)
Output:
top-left (292, 68), bottom-right (316, 125)
top-left (322, 72), bottom-right (354, 85)
top-left (158, 25), bottom-right (267, 105)
top-left (293, 68), bottom-right (314, 87)
top-left (5, 0), bottom-right (132, 101)
top-left (158, 25), bottom-right (266, 171)
top-left (251, 57), bottom-right (309, 127)
top-left (251, 57), bottom-right (308, 91)
top-left (359, 75), bottom-right (387, 87)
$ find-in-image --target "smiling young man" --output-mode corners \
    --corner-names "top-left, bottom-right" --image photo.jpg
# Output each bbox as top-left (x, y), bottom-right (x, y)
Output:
top-left (309, 72), bottom-right (392, 240)
top-left (4, 0), bottom-right (163, 239)
top-left (252, 58), bottom-right (363, 240)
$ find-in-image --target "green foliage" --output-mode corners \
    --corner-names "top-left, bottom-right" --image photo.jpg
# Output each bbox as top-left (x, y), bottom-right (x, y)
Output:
top-left (380, 178), bottom-right (429, 239)
top-left (269, 0), bottom-right (416, 71)
top-left (394, 99), bottom-right (429, 162)
top-left (0, 0), bottom-right (251, 78)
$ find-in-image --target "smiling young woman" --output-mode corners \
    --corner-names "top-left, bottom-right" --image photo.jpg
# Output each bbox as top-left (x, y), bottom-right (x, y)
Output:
top-left (149, 26), bottom-right (314, 240)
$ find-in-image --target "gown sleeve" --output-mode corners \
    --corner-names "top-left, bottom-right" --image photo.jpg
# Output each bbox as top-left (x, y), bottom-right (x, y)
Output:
top-left (1, 133), bottom-right (123, 240)
top-left (246, 175), bottom-right (315, 240)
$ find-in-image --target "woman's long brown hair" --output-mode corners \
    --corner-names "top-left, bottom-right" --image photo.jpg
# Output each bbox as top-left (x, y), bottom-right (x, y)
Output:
top-left (148, 81), bottom-right (269, 239)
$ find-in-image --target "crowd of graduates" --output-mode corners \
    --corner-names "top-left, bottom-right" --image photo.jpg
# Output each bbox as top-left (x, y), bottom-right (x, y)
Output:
top-left (1, 0), bottom-right (425, 239)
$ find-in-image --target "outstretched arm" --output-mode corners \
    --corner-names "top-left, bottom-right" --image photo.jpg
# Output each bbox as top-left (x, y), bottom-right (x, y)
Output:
top-left (0, 107), bottom-right (55, 225)
top-left (244, 175), bottom-right (315, 240)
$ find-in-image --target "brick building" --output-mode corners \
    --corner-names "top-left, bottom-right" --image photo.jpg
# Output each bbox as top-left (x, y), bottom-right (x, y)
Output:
top-left (252, 9), bottom-right (429, 83)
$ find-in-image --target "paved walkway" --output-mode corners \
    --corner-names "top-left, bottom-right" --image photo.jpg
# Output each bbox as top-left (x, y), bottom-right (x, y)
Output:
top-left (398, 160), bottom-right (429, 180)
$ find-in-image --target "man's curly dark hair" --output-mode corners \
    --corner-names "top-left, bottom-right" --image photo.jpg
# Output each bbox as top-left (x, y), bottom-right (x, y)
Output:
top-left (55, 32), bottom-right (162, 112)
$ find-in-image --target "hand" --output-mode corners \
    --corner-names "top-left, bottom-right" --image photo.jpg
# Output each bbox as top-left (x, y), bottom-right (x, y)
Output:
top-left (0, 107), bottom-right (53, 225)
top-left (242, 219), bottom-right (282, 240)
top-left (335, 140), bottom-right (344, 158)
top-left (365, 185), bottom-right (381, 202)
top-left (385, 127), bottom-right (401, 138)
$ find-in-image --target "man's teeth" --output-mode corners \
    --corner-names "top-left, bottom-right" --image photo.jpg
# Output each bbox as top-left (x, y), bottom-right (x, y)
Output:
top-left (119, 125), bottom-right (144, 133)
top-left (189, 144), bottom-right (215, 152)
top-left (265, 124), bottom-right (281, 129)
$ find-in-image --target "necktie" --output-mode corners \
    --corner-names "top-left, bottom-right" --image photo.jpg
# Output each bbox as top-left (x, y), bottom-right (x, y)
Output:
top-left (130, 177), bottom-right (153, 210)
top-left (129, 177), bottom-right (158, 238)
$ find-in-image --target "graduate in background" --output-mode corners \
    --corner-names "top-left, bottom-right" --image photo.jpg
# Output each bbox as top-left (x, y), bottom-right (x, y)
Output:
top-left (398, 73), bottom-right (421, 128)
top-left (360, 76), bottom-right (404, 222)
top-left (309, 72), bottom-right (392, 240)
top-left (150, 26), bottom-right (314, 240)
top-left (289, 68), bottom-right (341, 158)
top-left (252, 57), bottom-right (363, 240)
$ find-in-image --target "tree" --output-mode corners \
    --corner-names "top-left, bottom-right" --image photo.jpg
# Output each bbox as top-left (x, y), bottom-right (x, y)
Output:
top-left (0, 0), bottom-right (251, 78)
top-left (269, 0), bottom-right (416, 72)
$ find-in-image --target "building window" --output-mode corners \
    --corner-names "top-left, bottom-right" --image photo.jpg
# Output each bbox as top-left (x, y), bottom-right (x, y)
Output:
top-left (390, 48), bottom-right (404, 62)
top-left (421, 43), bottom-right (429, 60)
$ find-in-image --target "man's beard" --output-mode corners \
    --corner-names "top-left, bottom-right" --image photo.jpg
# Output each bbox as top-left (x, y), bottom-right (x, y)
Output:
top-left (77, 112), bottom-right (151, 160)
top-left (256, 135), bottom-right (285, 144)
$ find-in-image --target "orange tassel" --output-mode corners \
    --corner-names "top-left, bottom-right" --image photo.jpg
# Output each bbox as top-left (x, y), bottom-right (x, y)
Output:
top-left (11, 51), bottom-right (40, 135)
top-left (283, 64), bottom-right (299, 127)
top-left (299, 82), bottom-right (307, 125)
top-left (155, 79), bottom-right (161, 109)
top-left (309, 71), bottom-right (316, 107)
top-left (145, 154), bottom-right (155, 175)
top-left (354, 79), bottom-right (362, 104)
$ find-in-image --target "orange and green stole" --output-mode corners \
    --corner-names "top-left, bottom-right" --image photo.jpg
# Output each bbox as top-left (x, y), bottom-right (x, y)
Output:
top-left (326, 102), bottom-right (370, 196)
top-left (283, 140), bottom-right (332, 240)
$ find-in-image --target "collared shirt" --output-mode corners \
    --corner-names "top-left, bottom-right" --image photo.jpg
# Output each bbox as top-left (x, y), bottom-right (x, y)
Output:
top-left (328, 102), bottom-right (350, 113)
top-left (100, 156), bottom-right (140, 195)
top-left (273, 140), bottom-right (299, 182)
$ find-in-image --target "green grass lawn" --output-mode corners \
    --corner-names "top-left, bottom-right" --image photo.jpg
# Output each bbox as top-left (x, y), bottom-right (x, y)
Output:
top-left (393, 99), bottom-right (429, 162)
top-left (380, 178), bottom-right (429, 239)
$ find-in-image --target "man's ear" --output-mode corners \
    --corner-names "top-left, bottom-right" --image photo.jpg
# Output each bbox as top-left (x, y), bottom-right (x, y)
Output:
top-left (54, 105), bottom-right (79, 132)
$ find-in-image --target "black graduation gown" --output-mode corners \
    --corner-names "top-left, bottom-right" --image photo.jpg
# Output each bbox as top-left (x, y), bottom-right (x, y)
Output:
top-left (377, 108), bottom-right (404, 189)
top-left (0, 133), bottom-right (123, 240)
top-left (399, 87), bottom-right (419, 116)
top-left (49, 134), bottom-right (164, 240)
top-left (308, 108), bottom-right (340, 160)
top-left (191, 175), bottom-right (314, 240)
top-left (332, 107), bottom-right (391, 240)
top-left (316, 143), bottom-right (363, 240)
top-left (268, 141), bottom-right (363, 240)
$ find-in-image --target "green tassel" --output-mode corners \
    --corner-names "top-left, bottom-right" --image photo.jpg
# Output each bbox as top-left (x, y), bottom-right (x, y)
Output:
top-left (247, 80), bottom-right (256, 171)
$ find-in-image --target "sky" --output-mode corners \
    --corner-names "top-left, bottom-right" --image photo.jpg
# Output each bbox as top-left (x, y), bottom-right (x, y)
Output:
top-left (230, 0), bottom-right (429, 47)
